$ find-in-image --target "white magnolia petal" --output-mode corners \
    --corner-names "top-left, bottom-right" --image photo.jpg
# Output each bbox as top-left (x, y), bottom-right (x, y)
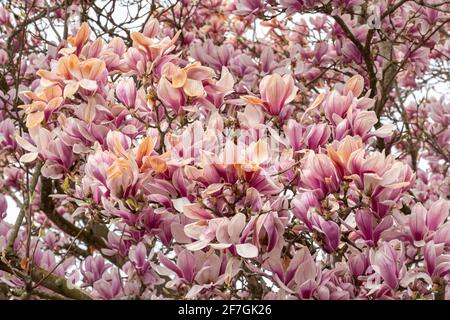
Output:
top-left (185, 239), bottom-right (210, 251)
top-left (235, 243), bottom-right (258, 258)
top-left (374, 124), bottom-right (395, 138)
top-left (20, 152), bottom-right (39, 163)
top-left (79, 78), bottom-right (98, 91)
top-left (15, 134), bottom-right (37, 152)
top-left (172, 197), bottom-right (190, 212)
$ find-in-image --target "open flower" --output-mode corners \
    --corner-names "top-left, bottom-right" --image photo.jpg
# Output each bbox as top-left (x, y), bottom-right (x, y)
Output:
top-left (161, 61), bottom-right (215, 97)
top-left (20, 85), bottom-right (64, 128)
top-left (37, 54), bottom-right (108, 99)
top-left (370, 241), bottom-right (406, 290)
top-left (130, 29), bottom-right (180, 62)
top-left (15, 126), bottom-right (73, 178)
top-left (183, 214), bottom-right (259, 259)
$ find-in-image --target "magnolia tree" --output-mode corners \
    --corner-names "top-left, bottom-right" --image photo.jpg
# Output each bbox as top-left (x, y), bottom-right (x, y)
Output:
top-left (0, 0), bottom-right (449, 300)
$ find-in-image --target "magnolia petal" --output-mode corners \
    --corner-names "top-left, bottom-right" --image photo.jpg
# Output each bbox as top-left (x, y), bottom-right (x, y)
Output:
top-left (251, 139), bottom-right (269, 165)
top-left (20, 152), bottom-right (39, 163)
top-left (171, 223), bottom-right (192, 244)
top-left (63, 81), bottom-right (80, 99)
top-left (183, 79), bottom-right (205, 97)
top-left (40, 77), bottom-right (59, 88)
top-left (44, 85), bottom-right (63, 100)
top-left (79, 78), bottom-right (98, 91)
top-left (66, 54), bottom-right (82, 78)
top-left (148, 156), bottom-right (167, 173)
top-left (210, 243), bottom-right (232, 249)
top-left (204, 183), bottom-right (224, 195)
top-left (343, 74), bottom-right (364, 97)
top-left (47, 97), bottom-right (64, 111)
top-left (184, 203), bottom-right (215, 220)
top-left (184, 223), bottom-right (207, 239)
top-left (241, 95), bottom-right (264, 106)
top-left (68, 22), bottom-right (90, 48)
top-left (283, 74), bottom-right (298, 104)
top-left (22, 91), bottom-right (41, 101)
top-left (374, 124), bottom-right (395, 138)
top-left (185, 285), bottom-right (204, 299)
top-left (185, 239), bottom-right (210, 251)
top-left (37, 69), bottom-right (60, 82)
top-left (236, 243), bottom-right (258, 258)
top-left (216, 67), bottom-right (234, 94)
top-left (59, 47), bottom-right (77, 56)
top-left (185, 65), bottom-right (215, 81)
top-left (172, 197), bottom-right (191, 213)
top-left (84, 97), bottom-right (97, 122)
top-left (228, 213), bottom-right (246, 242)
top-left (15, 135), bottom-right (37, 152)
top-left (26, 111), bottom-right (45, 128)
top-left (171, 68), bottom-right (187, 88)
top-left (240, 104), bottom-right (264, 128)
top-left (301, 93), bottom-right (324, 122)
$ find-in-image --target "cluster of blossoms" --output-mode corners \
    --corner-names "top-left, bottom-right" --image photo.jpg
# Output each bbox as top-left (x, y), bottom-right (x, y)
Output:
top-left (0, 0), bottom-right (449, 300)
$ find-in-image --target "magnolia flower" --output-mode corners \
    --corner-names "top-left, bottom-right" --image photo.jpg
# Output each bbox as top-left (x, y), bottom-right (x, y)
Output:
top-left (301, 151), bottom-right (341, 198)
top-left (190, 40), bottom-right (234, 70)
top-left (405, 200), bottom-right (450, 246)
top-left (243, 73), bottom-right (297, 116)
top-left (424, 241), bottom-right (450, 278)
top-left (20, 85), bottom-right (64, 128)
top-left (183, 214), bottom-right (259, 259)
top-left (93, 269), bottom-right (123, 300)
top-left (128, 242), bottom-right (150, 274)
top-left (15, 126), bottom-right (73, 178)
top-left (284, 119), bottom-right (305, 152)
top-left (348, 252), bottom-right (369, 277)
top-left (157, 249), bottom-right (197, 284)
top-left (157, 77), bottom-right (186, 113)
top-left (37, 54), bottom-right (108, 99)
top-left (135, 136), bottom-right (167, 173)
top-left (233, 0), bottom-right (264, 16)
top-left (116, 78), bottom-right (137, 108)
top-left (370, 162), bottom-right (415, 218)
top-left (355, 209), bottom-right (393, 246)
top-left (370, 241), bottom-right (406, 290)
top-left (106, 155), bottom-right (139, 198)
top-left (0, 118), bottom-right (16, 150)
top-left (324, 90), bottom-right (354, 125)
top-left (106, 130), bottom-right (131, 157)
top-left (327, 135), bottom-right (363, 177)
top-left (81, 256), bottom-right (110, 285)
top-left (305, 123), bottom-right (331, 151)
top-left (161, 61), bottom-right (215, 97)
top-left (343, 75), bottom-right (365, 97)
top-left (292, 192), bottom-right (320, 229)
top-left (268, 247), bottom-right (316, 291)
top-left (293, 247), bottom-right (322, 299)
top-left (68, 22), bottom-right (90, 51)
top-left (157, 249), bottom-right (240, 298)
top-left (130, 29), bottom-right (180, 62)
top-left (259, 73), bottom-right (297, 116)
top-left (311, 213), bottom-right (341, 253)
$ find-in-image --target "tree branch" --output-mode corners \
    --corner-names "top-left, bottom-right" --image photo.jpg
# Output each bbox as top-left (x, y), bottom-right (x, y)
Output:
top-left (0, 255), bottom-right (92, 300)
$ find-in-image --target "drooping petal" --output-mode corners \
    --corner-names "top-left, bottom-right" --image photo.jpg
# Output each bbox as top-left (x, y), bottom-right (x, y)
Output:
top-left (235, 243), bottom-right (258, 258)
